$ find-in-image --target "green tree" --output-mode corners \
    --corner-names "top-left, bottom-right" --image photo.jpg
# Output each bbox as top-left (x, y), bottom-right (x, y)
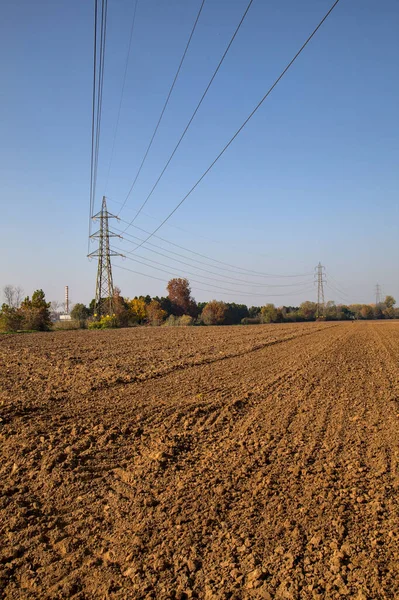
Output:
top-left (248, 306), bottom-right (261, 318)
top-left (19, 290), bottom-right (51, 331)
top-left (384, 295), bottom-right (396, 309)
top-left (348, 304), bottom-right (363, 320)
top-left (382, 296), bottom-right (396, 319)
top-left (197, 301), bottom-right (207, 314)
top-left (325, 301), bottom-right (338, 321)
top-left (298, 301), bottom-right (317, 321)
top-left (0, 304), bottom-right (23, 332)
top-left (70, 303), bottom-right (89, 326)
top-left (260, 304), bottom-right (278, 324)
top-left (225, 303), bottom-right (249, 325)
top-left (336, 305), bottom-right (353, 320)
top-left (153, 296), bottom-right (173, 316)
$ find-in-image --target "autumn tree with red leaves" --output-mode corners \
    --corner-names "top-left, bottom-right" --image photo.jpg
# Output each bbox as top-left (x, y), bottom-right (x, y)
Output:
top-left (167, 278), bottom-right (198, 317)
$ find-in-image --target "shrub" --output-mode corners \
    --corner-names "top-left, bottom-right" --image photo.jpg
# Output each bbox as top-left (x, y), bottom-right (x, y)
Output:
top-left (241, 317), bottom-right (260, 325)
top-left (88, 315), bottom-right (119, 330)
top-left (163, 315), bottom-right (179, 327)
top-left (179, 314), bottom-right (194, 326)
top-left (163, 314), bottom-right (194, 327)
top-left (53, 320), bottom-right (82, 331)
top-left (0, 304), bottom-right (23, 332)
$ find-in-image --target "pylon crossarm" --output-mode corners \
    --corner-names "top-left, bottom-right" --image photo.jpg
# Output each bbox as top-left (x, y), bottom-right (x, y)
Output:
top-left (92, 210), bottom-right (117, 219)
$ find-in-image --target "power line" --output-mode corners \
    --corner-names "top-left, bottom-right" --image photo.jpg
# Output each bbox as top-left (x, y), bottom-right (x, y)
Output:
top-left (115, 263), bottom-right (316, 301)
top-left (114, 262), bottom-right (267, 300)
top-left (108, 196), bottom-right (311, 268)
top-left (109, 196), bottom-right (314, 271)
top-left (114, 242), bottom-right (314, 289)
top-left (93, 0), bottom-right (108, 211)
top-left (114, 254), bottom-right (316, 299)
top-left (88, 0), bottom-right (99, 251)
top-left (117, 0), bottom-right (207, 216)
top-left (119, 0), bottom-right (255, 225)
top-left (116, 226), bottom-right (312, 281)
top-left (104, 0), bottom-right (139, 193)
top-left (88, 0), bottom-right (108, 252)
top-left (115, 227), bottom-right (313, 286)
top-left (325, 282), bottom-right (350, 305)
top-left (327, 273), bottom-right (349, 298)
top-left (117, 218), bottom-right (312, 278)
top-left (123, 0), bottom-right (341, 249)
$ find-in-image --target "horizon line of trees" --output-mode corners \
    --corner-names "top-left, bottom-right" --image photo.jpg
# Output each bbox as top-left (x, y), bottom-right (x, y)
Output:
top-left (0, 280), bottom-right (397, 332)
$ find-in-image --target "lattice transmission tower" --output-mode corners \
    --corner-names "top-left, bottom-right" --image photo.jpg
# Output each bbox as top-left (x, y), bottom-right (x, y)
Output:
top-left (375, 283), bottom-right (382, 306)
top-left (315, 262), bottom-right (326, 318)
top-left (88, 197), bottom-right (123, 317)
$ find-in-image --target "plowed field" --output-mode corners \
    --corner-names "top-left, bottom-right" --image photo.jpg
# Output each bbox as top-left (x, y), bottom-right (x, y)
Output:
top-left (1, 321), bottom-right (398, 599)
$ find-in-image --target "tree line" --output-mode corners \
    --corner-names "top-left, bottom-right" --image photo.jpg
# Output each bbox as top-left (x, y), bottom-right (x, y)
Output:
top-left (0, 279), bottom-right (397, 332)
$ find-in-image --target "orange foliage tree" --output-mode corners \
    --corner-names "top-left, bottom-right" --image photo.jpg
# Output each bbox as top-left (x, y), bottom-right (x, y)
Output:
top-left (167, 278), bottom-right (197, 317)
top-left (146, 300), bottom-right (166, 325)
top-left (201, 300), bottom-right (228, 325)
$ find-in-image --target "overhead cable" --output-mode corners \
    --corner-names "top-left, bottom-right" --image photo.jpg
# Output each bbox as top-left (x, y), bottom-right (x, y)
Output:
top-left (124, 0), bottom-right (341, 249)
top-left (88, 0), bottom-right (108, 251)
top-left (108, 196), bottom-right (311, 266)
top-left (117, 219), bottom-right (312, 278)
top-left (93, 0), bottom-right (108, 211)
top-left (119, 0), bottom-right (254, 224)
top-left (327, 273), bottom-right (350, 297)
top-left (114, 255), bottom-right (316, 299)
top-left (88, 0), bottom-right (99, 250)
top-left (113, 243), bottom-right (314, 289)
top-left (104, 0), bottom-right (139, 193)
top-left (117, 0), bottom-right (207, 216)
top-left (115, 227), bottom-right (312, 285)
top-left (325, 282), bottom-right (350, 304)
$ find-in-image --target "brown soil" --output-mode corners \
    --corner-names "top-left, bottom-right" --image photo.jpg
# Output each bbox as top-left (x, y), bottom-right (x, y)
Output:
top-left (1, 321), bottom-right (398, 599)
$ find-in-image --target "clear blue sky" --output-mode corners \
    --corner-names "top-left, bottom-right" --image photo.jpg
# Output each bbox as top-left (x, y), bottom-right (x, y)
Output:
top-left (1, 0), bottom-right (398, 307)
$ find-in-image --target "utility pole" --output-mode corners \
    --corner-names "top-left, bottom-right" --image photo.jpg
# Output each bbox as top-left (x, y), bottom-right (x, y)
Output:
top-left (315, 262), bottom-right (326, 319)
top-left (375, 283), bottom-right (382, 306)
top-left (88, 197), bottom-right (123, 317)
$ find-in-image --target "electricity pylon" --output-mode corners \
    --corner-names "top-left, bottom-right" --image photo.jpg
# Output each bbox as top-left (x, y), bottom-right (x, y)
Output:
top-left (315, 262), bottom-right (326, 318)
top-left (375, 283), bottom-right (382, 306)
top-left (88, 197), bottom-right (123, 317)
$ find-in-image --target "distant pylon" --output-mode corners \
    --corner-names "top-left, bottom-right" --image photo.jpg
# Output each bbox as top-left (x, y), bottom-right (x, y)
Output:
top-left (375, 283), bottom-right (382, 306)
top-left (88, 197), bottom-right (123, 317)
top-left (315, 262), bottom-right (326, 318)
